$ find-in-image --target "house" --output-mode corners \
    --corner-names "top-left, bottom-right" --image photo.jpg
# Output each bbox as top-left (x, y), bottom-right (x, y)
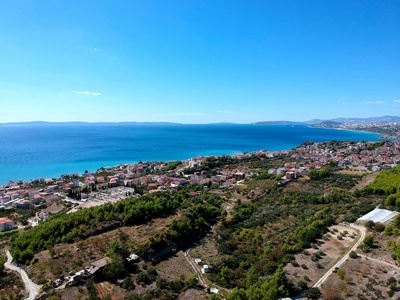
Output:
top-left (0, 217), bottom-right (14, 232)
top-left (90, 257), bottom-right (111, 275)
top-left (36, 210), bottom-right (49, 220)
top-left (46, 185), bottom-right (58, 193)
top-left (15, 200), bottom-right (31, 207)
top-left (30, 194), bottom-right (43, 203)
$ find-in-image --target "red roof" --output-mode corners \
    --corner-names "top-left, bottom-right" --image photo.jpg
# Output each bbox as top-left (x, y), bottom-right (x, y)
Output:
top-left (0, 217), bottom-right (13, 224)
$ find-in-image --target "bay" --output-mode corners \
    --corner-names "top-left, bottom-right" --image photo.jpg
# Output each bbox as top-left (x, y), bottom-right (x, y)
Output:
top-left (0, 123), bottom-right (381, 184)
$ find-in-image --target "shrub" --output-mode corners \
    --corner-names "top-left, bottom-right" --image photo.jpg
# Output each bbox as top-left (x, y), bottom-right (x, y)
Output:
top-left (363, 235), bottom-right (374, 248)
top-left (301, 264), bottom-right (308, 270)
top-left (290, 260), bottom-right (299, 267)
top-left (337, 269), bottom-right (346, 279)
top-left (349, 251), bottom-right (358, 259)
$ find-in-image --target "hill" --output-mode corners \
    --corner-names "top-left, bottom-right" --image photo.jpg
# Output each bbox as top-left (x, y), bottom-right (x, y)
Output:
top-left (254, 115), bottom-right (400, 126)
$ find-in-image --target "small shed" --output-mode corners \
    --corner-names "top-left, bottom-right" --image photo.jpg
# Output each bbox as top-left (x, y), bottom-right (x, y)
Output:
top-left (194, 258), bottom-right (202, 265)
top-left (203, 265), bottom-right (209, 273)
top-left (89, 257), bottom-right (111, 275)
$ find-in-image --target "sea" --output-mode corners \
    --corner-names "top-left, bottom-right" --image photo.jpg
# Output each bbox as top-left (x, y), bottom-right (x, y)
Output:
top-left (0, 123), bottom-right (382, 184)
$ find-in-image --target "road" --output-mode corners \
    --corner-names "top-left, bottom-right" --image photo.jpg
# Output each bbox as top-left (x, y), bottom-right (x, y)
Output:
top-left (4, 251), bottom-right (41, 300)
top-left (183, 248), bottom-right (207, 287)
top-left (184, 247), bottom-right (231, 295)
top-left (312, 223), bottom-right (366, 288)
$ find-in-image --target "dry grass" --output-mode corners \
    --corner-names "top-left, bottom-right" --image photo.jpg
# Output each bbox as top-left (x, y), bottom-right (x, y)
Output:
top-left (285, 225), bottom-right (358, 284)
top-left (155, 250), bottom-right (193, 281)
top-left (177, 288), bottom-right (209, 300)
top-left (321, 255), bottom-right (400, 299)
top-left (30, 213), bottom-right (179, 284)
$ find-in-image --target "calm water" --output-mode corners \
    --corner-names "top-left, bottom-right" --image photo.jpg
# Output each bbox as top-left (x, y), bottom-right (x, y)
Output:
top-left (0, 123), bottom-right (381, 184)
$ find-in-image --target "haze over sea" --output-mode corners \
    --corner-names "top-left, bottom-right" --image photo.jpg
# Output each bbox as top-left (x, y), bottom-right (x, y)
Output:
top-left (0, 123), bottom-right (381, 184)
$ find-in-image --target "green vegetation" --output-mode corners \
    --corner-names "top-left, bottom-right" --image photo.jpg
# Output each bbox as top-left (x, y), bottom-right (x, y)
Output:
top-left (364, 165), bottom-right (400, 195)
top-left (10, 189), bottom-right (222, 263)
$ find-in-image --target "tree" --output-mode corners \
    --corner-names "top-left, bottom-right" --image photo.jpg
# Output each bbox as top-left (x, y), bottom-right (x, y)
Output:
top-left (363, 235), bottom-right (374, 248)
top-left (227, 287), bottom-right (248, 300)
top-left (0, 255), bottom-right (6, 274)
top-left (187, 273), bottom-right (198, 287)
top-left (364, 220), bottom-right (375, 229)
top-left (349, 251), bottom-right (358, 259)
top-left (121, 276), bottom-right (134, 290)
top-left (209, 294), bottom-right (223, 300)
top-left (304, 287), bottom-right (322, 299)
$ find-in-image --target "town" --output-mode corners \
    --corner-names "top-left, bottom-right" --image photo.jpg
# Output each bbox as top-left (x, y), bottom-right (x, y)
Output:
top-left (1, 140), bottom-right (399, 232)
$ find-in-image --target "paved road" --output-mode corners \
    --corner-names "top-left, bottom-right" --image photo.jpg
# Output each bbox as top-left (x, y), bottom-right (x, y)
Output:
top-left (4, 251), bottom-right (41, 300)
top-left (312, 223), bottom-right (366, 288)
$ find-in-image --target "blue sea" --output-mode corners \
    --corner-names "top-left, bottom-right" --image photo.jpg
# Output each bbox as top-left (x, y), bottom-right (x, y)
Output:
top-left (0, 123), bottom-right (381, 184)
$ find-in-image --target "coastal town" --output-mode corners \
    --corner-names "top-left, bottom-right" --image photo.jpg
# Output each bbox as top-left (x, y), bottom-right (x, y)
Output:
top-left (1, 140), bottom-right (399, 232)
top-left (1, 139), bottom-right (400, 299)
top-left (313, 121), bottom-right (400, 139)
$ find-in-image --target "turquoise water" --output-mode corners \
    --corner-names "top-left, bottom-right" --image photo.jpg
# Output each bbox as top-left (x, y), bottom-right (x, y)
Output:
top-left (0, 123), bottom-right (381, 184)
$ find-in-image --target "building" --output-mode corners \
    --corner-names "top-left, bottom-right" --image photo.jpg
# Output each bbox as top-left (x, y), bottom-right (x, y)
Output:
top-left (89, 257), bottom-right (111, 275)
top-left (357, 208), bottom-right (399, 225)
top-left (0, 217), bottom-right (14, 232)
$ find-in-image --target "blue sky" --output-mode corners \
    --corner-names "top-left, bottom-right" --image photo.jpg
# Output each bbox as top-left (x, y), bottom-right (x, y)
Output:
top-left (0, 1), bottom-right (399, 123)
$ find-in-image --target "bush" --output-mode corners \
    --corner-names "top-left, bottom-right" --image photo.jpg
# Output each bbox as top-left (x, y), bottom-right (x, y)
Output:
top-left (290, 260), bottom-right (299, 267)
top-left (349, 251), bottom-right (358, 259)
top-left (304, 287), bottom-right (322, 299)
top-left (122, 277), bottom-right (134, 290)
top-left (386, 289), bottom-right (395, 297)
top-left (301, 264), bottom-right (308, 270)
top-left (136, 272), bottom-right (150, 285)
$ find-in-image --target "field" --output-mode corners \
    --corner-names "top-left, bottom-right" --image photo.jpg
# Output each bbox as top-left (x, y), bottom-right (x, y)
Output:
top-left (285, 225), bottom-right (359, 285)
top-left (321, 255), bottom-right (400, 299)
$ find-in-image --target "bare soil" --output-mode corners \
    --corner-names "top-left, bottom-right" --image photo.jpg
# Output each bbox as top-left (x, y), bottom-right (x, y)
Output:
top-left (188, 234), bottom-right (220, 267)
top-left (349, 171), bottom-right (379, 192)
top-left (177, 288), bottom-right (209, 300)
top-left (321, 255), bottom-right (400, 299)
top-left (155, 250), bottom-right (194, 281)
top-left (58, 286), bottom-right (89, 300)
top-left (285, 225), bottom-right (358, 284)
top-left (358, 230), bottom-right (400, 266)
top-left (30, 213), bottom-right (178, 284)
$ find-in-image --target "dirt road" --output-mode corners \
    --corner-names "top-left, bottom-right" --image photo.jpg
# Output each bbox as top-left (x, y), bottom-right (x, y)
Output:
top-left (184, 248), bottom-right (231, 295)
top-left (312, 223), bottom-right (366, 288)
top-left (349, 172), bottom-right (378, 192)
top-left (5, 251), bottom-right (41, 300)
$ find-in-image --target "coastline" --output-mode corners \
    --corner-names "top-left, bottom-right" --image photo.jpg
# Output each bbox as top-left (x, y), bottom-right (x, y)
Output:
top-left (0, 124), bottom-right (383, 184)
top-left (308, 125), bottom-right (397, 140)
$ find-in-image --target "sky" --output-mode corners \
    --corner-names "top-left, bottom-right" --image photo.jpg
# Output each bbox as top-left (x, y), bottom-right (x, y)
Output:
top-left (0, 1), bottom-right (399, 124)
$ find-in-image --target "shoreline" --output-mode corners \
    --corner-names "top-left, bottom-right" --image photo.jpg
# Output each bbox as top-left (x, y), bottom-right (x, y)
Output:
top-left (0, 126), bottom-right (384, 185)
top-left (309, 125), bottom-right (398, 140)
